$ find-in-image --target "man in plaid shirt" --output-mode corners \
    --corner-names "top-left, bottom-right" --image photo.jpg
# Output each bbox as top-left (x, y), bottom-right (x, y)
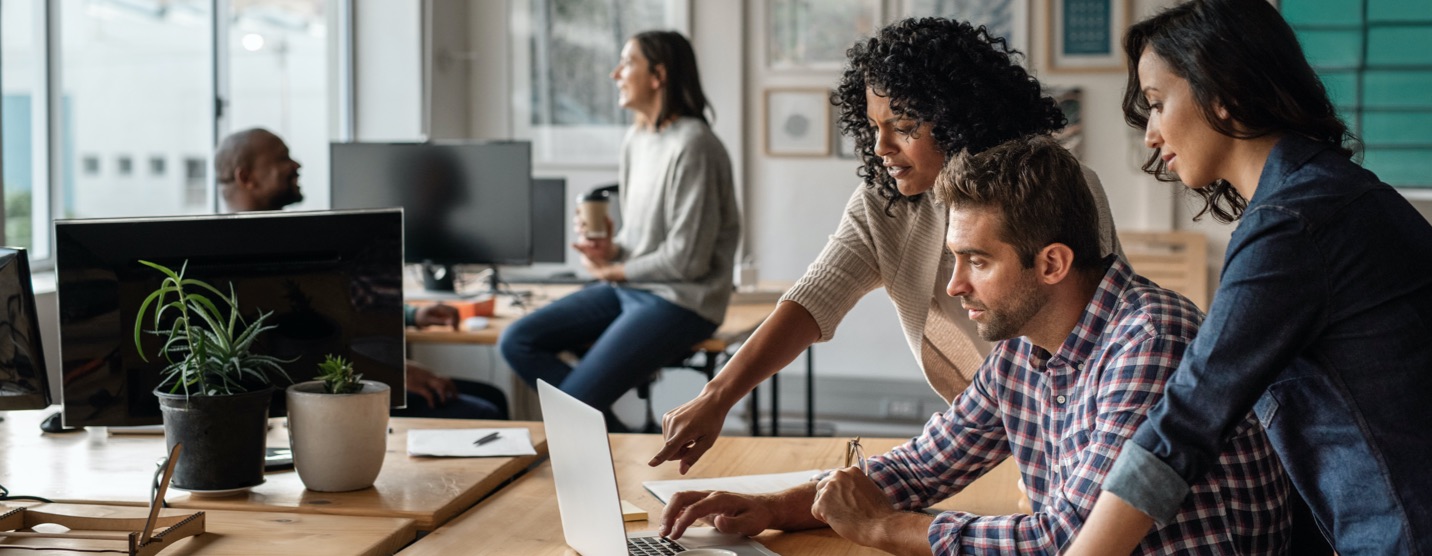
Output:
top-left (660, 135), bottom-right (1290, 554)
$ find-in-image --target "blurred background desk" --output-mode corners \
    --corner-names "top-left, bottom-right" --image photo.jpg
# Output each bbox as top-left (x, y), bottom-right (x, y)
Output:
top-left (399, 434), bottom-right (1022, 555)
top-left (0, 413), bottom-right (546, 531)
top-left (406, 283), bottom-right (818, 437)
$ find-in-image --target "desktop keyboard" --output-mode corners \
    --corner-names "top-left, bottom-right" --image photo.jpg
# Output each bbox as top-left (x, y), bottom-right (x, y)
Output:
top-left (627, 536), bottom-right (685, 555)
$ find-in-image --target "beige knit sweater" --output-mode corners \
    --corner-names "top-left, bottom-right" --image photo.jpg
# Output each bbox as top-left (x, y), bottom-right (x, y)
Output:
top-left (782, 166), bottom-right (1121, 403)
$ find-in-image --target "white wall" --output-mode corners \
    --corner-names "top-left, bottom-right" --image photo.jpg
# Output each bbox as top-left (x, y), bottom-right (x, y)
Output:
top-left (352, 0), bottom-right (424, 141)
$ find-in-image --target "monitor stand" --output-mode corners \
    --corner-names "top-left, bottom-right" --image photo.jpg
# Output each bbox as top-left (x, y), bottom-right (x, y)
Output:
top-left (419, 262), bottom-right (529, 300)
top-left (474, 265), bottom-right (530, 300)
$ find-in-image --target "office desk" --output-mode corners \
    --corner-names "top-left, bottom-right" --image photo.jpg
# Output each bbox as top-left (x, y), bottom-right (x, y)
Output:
top-left (400, 434), bottom-right (1023, 555)
top-left (408, 284), bottom-right (819, 437)
top-left (0, 413), bottom-right (546, 531)
top-left (0, 502), bottom-right (415, 555)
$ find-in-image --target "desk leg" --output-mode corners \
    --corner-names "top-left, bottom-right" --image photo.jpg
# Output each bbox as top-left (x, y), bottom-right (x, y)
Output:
top-left (806, 347), bottom-right (815, 437)
top-left (770, 371), bottom-right (780, 437)
top-left (749, 384), bottom-right (761, 437)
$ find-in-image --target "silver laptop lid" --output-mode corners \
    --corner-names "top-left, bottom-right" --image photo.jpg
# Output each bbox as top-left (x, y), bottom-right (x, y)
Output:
top-left (538, 379), bottom-right (629, 556)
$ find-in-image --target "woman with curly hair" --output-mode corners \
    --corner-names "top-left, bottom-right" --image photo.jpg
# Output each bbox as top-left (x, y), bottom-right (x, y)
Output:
top-left (650, 17), bottom-right (1121, 471)
top-left (1066, 1), bottom-right (1432, 553)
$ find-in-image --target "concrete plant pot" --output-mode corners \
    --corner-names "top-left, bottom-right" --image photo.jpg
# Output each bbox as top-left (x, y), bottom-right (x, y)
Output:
top-left (285, 380), bottom-right (390, 492)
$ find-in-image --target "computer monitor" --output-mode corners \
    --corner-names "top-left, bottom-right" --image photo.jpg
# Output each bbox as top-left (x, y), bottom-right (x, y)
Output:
top-left (532, 178), bottom-right (567, 264)
top-left (55, 209), bottom-right (406, 428)
top-left (0, 247), bottom-right (51, 415)
top-left (330, 141), bottom-right (533, 292)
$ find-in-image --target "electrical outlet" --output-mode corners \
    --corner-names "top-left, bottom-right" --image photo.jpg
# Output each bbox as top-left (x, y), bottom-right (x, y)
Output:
top-left (882, 397), bottom-right (922, 420)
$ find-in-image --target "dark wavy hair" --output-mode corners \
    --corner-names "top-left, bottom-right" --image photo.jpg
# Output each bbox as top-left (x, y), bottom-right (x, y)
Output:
top-left (632, 30), bottom-right (712, 127)
top-left (834, 17), bottom-right (1066, 214)
top-left (1123, 0), bottom-right (1356, 223)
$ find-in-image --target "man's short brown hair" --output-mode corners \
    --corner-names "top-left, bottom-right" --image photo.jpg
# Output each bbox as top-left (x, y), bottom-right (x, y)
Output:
top-left (933, 134), bottom-right (1102, 270)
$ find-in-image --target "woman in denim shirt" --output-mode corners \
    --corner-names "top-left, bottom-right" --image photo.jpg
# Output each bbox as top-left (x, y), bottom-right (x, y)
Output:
top-left (1066, 1), bottom-right (1432, 553)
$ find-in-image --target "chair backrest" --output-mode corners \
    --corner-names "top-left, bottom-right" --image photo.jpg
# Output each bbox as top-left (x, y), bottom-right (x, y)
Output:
top-left (1119, 231), bottom-right (1210, 311)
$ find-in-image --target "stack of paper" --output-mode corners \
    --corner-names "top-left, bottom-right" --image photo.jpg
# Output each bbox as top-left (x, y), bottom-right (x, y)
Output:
top-left (642, 469), bottom-right (822, 503)
top-left (406, 428), bottom-right (538, 457)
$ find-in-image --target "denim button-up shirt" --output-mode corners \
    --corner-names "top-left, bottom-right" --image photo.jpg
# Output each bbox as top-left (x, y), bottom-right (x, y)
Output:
top-left (1103, 134), bottom-right (1432, 553)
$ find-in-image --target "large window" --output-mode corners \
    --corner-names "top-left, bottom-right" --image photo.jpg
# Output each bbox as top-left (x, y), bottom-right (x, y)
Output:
top-left (511, 0), bottom-right (685, 166)
top-left (1285, 0), bottom-right (1432, 191)
top-left (226, 0), bottom-right (330, 210)
top-left (2, 0), bottom-right (42, 251)
top-left (59, 0), bottom-right (213, 219)
top-left (0, 0), bottom-right (345, 264)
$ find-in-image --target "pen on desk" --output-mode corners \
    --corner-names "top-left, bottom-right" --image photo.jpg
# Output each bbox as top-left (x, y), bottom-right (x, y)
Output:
top-left (473, 431), bottom-right (501, 446)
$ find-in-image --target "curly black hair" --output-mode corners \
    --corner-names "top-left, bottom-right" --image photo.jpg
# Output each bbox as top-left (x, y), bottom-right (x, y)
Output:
top-left (834, 18), bottom-right (1066, 215)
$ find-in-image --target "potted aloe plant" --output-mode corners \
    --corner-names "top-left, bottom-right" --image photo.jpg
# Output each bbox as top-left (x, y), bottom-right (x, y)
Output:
top-left (285, 354), bottom-right (390, 492)
top-left (134, 260), bottom-right (290, 493)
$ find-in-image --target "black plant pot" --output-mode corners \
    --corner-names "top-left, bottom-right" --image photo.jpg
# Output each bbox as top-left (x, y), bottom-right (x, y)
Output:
top-left (154, 386), bottom-right (273, 492)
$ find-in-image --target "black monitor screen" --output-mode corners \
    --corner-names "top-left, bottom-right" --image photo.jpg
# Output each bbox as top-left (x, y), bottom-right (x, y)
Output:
top-left (56, 209), bottom-right (405, 427)
top-left (0, 248), bottom-right (50, 411)
top-left (532, 178), bottom-right (567, 264)
top-left (331, 141), bottom-right (532, 266)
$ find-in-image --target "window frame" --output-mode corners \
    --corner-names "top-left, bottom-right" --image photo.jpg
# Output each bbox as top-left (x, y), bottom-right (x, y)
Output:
top-left (0, 0), bottom-right (354, 269)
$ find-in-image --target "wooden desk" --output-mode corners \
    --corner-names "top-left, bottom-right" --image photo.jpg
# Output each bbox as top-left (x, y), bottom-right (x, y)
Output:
top-left (0, 413), bottom-right (546, 531)
top-left (401, 434), bottom-right (1023, 555)
top-left (0, 503), bottom-right (415, 555)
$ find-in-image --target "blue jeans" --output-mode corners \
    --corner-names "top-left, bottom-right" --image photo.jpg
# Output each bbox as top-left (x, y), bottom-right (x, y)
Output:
top-left (498, 284), bottom-right (718, 432)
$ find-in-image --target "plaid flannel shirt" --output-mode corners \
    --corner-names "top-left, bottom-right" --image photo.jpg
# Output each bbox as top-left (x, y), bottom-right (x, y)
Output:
top-left (864, 258), bottom-right (1290, 555)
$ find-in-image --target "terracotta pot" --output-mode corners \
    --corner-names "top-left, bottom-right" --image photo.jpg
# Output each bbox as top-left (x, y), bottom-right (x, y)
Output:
top-left (285, 380), bottom-right (390, 492)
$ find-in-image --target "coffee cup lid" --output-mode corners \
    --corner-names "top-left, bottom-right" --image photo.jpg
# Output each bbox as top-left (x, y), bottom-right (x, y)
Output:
top-left (579, 190), bottom-right (611, 202)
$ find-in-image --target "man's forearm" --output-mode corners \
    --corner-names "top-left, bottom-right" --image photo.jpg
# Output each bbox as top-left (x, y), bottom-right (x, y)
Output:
top-left (868, 511), bottom-right (936, 556)
top-left (759, 483), bottom-right (825, 532)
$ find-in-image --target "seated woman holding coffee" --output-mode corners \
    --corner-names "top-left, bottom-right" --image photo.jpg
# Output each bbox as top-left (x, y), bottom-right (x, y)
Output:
top-left (497, 30), bottom-right (739, 432)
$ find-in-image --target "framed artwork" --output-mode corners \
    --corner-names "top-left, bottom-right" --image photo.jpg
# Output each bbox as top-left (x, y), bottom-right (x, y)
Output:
top-left (767, 0), bottom-right (881, 70)
top-left (765, 88), bottom-right (832, 157)
top-left (901, 0), bottom-right (1030, 62)
top-left (1047, 0), bottom-right (1130, 72)
top-left (1045, 86), bottom-right (1085, 160)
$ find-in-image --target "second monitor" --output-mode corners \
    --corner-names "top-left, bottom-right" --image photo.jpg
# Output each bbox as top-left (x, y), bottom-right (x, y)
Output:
top-left (331, 141), bottom-right (533, 292)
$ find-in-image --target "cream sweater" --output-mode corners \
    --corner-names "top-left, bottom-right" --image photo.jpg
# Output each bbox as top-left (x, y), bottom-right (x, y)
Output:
top-left (782, 166), bottom-right (1121, 403)
top-left (616, 117), bottom-right (741, 325)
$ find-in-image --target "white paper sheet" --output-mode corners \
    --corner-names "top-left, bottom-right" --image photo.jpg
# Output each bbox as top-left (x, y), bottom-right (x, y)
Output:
top-left (642, 469), bottom-right (823, 503)
top-left (406, 428), bottom-right (538, 457)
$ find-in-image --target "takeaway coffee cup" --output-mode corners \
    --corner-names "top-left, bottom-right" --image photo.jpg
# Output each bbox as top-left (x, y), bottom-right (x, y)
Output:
top-left (579, 190), bottom-right (611, 239)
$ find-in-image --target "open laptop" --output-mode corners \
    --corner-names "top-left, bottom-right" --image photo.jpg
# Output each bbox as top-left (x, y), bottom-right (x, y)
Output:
top-left (537, 380), bottom-right (780, 556)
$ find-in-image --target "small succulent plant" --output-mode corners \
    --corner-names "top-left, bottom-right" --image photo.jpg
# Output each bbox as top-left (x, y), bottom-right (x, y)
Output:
top-left (315, 354), bottom-right (362, 394)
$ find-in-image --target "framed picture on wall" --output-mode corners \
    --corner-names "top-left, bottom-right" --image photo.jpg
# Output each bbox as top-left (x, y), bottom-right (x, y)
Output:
top-left (767, 0), bottom-right (881, 69)
top-left (1047, 0), bottom-right (1130, 72)
top-left (765, 88), bottom-right (832, 157)
top-left (901, 0), bottom-right (1030, 62)
top-left (1045, 86), bottom-right (1085, 159)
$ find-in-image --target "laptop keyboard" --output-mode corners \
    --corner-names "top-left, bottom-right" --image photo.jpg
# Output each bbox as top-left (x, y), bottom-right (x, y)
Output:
top-left (627, 536), bottom-right (686, 555)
